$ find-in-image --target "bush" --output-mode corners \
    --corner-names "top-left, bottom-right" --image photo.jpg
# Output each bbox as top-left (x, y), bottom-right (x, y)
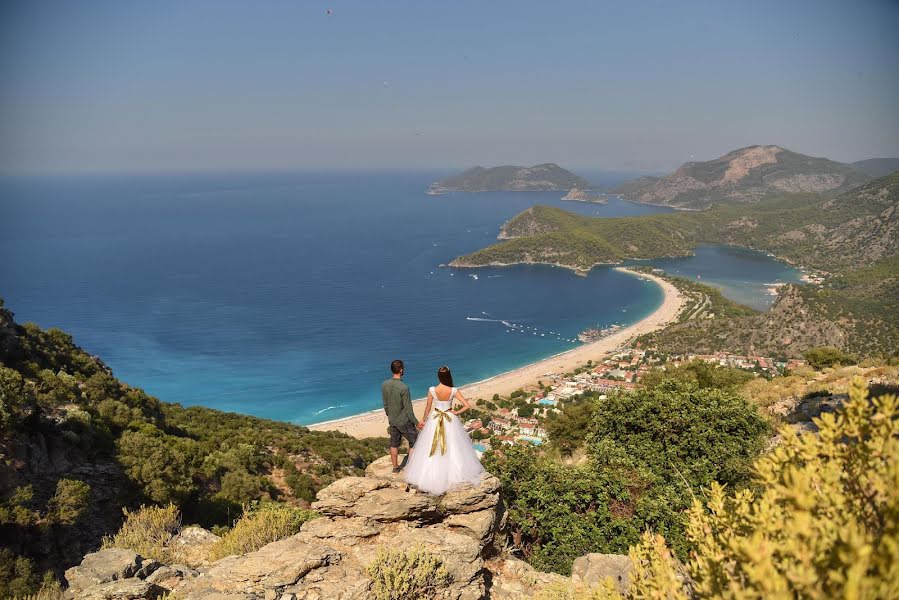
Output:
top-left (366, 546), bottom-right (451, 600)
top-left (563, 377), bottom-right (899, 598)
top-left (640, 361), bottom-right (754, 390)
top-left (46, 479), bottom-right (90, 525)
top-left (590, 381), bottom-right (770, 490)
top-left (102, 504), bottom-right (181, 563)
top-left (208, 503), bottom-right (317, 561)
top-left (804, 346), bottom-right (857, 369)
top-left (685, 377), bottom-right (898, 598)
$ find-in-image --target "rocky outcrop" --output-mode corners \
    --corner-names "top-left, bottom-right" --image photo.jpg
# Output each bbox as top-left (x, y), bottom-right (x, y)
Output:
top-left (63, 548), bottom-right (161, 599)
top-left (65, 456), bottom-right (506, 599)
top-left (62, 456), bottom-right (637, 599)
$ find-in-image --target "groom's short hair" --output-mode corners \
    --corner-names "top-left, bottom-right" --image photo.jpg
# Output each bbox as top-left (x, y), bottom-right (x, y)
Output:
top-left (390, 359), bottom-right (404, 374)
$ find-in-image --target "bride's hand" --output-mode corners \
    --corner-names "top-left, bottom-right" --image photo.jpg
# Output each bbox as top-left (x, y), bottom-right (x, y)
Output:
top-left (416, 420), bottom-right (425, 430)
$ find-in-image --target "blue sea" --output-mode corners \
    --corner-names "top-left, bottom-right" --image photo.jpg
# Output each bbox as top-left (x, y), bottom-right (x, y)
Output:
top-left (0, 171), bottom-right (801, 424)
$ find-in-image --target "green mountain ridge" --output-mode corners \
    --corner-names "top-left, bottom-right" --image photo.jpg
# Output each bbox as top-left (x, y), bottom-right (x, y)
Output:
top-left (428, 163), bottom-right (590, 193)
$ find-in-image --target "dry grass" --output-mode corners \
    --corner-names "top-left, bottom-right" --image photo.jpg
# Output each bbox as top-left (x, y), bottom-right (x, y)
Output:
top-left (208, 503), bottom-right (317, 561)
top-left (101, 504), bottom-right (181, 563)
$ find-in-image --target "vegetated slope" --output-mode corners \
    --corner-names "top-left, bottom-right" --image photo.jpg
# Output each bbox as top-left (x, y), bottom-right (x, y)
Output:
top-left (451, 206), bottom-right (696, 274)
top-left (610, 145), bottom-right (871, 209)
top-left (428, 163), bottom-right (590, 193)
top-left (0, 301), bottom-right (386, 582)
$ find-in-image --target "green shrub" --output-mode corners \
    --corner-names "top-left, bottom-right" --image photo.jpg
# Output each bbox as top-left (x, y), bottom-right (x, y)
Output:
top-left (208, 503), bottom-right (317, 561)
top-left (366, 546), bottom-right (451, 600)
top-left (803, 346), bottom-right (857, 369)
top-left (590, 381), bottom-right (770, 490)
top-left (102, 504), bottom-right (181, 563)
top-left (46, 479), bottom-right (90, 525)
top-left (561, 377), bottom-right (899, 598)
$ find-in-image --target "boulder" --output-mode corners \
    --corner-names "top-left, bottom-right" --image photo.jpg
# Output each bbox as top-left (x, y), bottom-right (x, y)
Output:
top-left (486, 557), bottom-right (569, 599)
top-left (175, 536), bottom-right (342, 598)
top-left (170, 526), bottom-right (221, 567)
top-left (440, 474), bottom-right (501, 514)
top-left (571, 553), bottom-right (632, 594)
top-left (145, 564), bottom-right (199, 590)
top-left (77, 578), bottom-right (165, 600)
top-left (64, 548), bottom-right (158, 594)
top-left (313, 477), bottom-right (440, 523)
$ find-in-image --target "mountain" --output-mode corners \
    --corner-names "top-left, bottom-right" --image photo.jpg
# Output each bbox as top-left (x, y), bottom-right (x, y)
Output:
top-left (851, 157), bottom-right (899, 178)
top-left (427, 163), bottom-right (590, 194)
top-left (451, 173), bottom-right (899, 357)
top-left (611, 145), bottom-right (871, 209)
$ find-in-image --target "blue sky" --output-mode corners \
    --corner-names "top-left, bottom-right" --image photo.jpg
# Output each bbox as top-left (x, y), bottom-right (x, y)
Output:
top-left (1, 0), bottom-right (897, 173)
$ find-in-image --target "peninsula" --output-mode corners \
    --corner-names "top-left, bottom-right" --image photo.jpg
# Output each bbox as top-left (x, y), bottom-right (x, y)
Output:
top-left (450, 172), bottom-right (899, 358)
top-left (427, 163), bottom-right (590, 194)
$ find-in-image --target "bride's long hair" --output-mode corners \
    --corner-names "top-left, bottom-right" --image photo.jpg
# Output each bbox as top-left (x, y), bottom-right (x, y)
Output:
top-left (437, 365), bottom-right (454, 387)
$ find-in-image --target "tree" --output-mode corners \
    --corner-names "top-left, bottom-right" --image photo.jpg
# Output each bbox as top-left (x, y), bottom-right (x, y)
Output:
top-left (804, 346), bottom-right (857, 369)
top-left (590, 381), bottom-right (769, 490)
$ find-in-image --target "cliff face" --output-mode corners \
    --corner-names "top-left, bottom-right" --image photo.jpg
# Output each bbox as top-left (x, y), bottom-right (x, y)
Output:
top-left (612, 145), bottom-right (870, 209)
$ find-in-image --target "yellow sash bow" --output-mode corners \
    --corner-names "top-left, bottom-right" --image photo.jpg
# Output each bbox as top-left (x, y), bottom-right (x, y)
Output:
top-left (429, 408), bottom-right (453, 457)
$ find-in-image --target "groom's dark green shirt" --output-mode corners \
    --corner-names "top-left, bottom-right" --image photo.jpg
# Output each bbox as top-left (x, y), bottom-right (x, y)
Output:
top-left (382, 377), bottom-right (416, 426)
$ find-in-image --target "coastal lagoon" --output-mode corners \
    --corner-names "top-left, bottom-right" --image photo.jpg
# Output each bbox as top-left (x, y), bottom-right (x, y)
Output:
top-left (1, 171), bottom-right (800, 424)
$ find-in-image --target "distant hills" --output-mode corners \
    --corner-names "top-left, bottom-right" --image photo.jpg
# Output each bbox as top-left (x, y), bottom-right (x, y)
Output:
top-left (851, 157), bottom-right (899, 178)
top-left (611, 145), bottom-right (876, 209)
top-left (427, 163), bottom-right (590, 194)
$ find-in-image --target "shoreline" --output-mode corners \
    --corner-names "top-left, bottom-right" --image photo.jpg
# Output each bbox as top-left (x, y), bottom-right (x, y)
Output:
top-left (308, 267), bottom-right (685, 438)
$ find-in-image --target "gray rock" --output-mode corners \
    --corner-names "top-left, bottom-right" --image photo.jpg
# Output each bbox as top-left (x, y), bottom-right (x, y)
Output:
top-left (78, 578), bottom-right (165, 600)
top-left (571, 553), bottom-right (632, 594)
top-left (65, 548), bottom-right (158, 593)
top-left (313, 478), bottom-right (439, 523)
top-left (440, 474), bottom-right (501, 514)
top-left (145, 563), bottom-right (199, 590)
top-left (170, 526), bottom-right (221, 567)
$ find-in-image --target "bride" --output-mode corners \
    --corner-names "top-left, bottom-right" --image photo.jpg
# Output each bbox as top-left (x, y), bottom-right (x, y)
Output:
top-left (404, 365), bottom-right (485, 495)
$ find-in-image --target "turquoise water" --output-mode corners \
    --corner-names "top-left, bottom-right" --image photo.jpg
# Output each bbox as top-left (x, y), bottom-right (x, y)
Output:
top-left (0, 171), bottom-right (800, 424)
top-left (625, 246), bottom-right (804, 311)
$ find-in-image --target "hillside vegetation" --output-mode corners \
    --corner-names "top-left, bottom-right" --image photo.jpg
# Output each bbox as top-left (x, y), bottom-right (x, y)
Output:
top-left (0, 300), bottom-right (385, 593)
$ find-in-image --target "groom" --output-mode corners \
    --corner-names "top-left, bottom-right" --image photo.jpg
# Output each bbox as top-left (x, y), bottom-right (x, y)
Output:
top-left (382, 359), bottom-right (419, 474)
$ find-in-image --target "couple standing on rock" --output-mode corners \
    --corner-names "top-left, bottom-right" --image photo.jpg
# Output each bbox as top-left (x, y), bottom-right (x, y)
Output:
top-left (381, 359), bottom-right (485, 495)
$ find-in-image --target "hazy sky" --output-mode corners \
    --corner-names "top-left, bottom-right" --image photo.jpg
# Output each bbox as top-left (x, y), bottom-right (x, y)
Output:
top-left (1, 0), bottom-right (897, 174)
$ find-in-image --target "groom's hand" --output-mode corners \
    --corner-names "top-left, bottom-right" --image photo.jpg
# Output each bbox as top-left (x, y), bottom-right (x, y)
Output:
top-left (416, 421), bottom-right (425, 430)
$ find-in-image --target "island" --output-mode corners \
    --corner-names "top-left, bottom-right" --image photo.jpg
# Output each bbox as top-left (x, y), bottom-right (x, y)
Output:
top-left (427, 163), bottom-right (590, 194)
top-left (561, 187), bottom-right (607, 204)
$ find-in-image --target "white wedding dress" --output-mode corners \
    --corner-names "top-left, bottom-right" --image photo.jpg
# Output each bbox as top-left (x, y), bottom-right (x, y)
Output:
top-left (404, 386), bottom-right (485, 495)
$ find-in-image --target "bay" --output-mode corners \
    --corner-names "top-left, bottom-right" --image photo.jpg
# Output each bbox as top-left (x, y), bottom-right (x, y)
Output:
top-left (0, 171), bottom-right (800, 424)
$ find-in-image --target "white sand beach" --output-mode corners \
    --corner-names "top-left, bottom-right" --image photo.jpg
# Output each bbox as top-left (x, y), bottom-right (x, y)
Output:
top-left (308, 268), bottom-right (684, 439)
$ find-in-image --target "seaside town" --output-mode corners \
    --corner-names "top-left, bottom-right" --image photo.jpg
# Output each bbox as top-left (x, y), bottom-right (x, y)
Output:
top-left (464, 348), bottom-right (809, 453)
